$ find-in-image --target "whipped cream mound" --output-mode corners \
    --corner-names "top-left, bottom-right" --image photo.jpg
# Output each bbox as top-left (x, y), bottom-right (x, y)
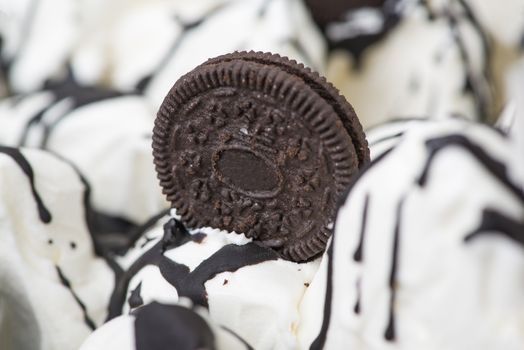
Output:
top-left (0, 147), bottom-right (114, 350)
top-left (106, 209), bottom-right (319, 350)
top-left (300, 118), bottom-right (524, 349)
top-left (80, 300), bottom-right (252, 350)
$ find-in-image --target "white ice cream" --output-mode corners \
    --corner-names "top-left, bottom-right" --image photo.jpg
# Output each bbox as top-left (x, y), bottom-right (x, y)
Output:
top-left (300, 118), bottom-right (524, 349)
top-left (109, 209), bottom-right (320, 350)
top-left (0, 147), bottom-right (114, 350)
top-left (0, 89), bottom-right (168, 225)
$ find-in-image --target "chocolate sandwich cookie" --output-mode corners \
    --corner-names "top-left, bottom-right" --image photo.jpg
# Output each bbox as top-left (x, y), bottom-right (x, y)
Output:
top-left (153, 51), bottom-right (368, 262)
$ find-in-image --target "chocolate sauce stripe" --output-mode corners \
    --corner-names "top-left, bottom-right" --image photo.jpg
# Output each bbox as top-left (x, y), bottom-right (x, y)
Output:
top-left (159, 243), bottom-right (279, 307)
top-left (418, 135), bottom-right (524, 203)
top-left (18, 99), bottom-right (58, 147)
top-left (353, 277), bottom-right (361, 314)
top-left (107, 218), bottom-right (203, 320)
top-left (366, 117), bottom-right (507, 140)
top-left (55, 265), bottom-right (96, 330)
top-left (107, 240), bottom-right (163, 320)
top-left (352, 193), bottom-right (371, 316)
top-left (353, 194), bottom-right (370, 262)
top-left (109, 217), bottom-right (280, 322)
top-left (0, 145), bottom-right (129, 325)
top-left (128, 281), bottom-right (144, 309)
top-left (445, 12), bottom-right (489, 120)
top-left (456, 0), bottom-right (491, 77)
top-left (309, 237), bottom-right (333, 350)
top-left (0, 145), bottom-right (52, 223)
top-left (310, 147), bottom-right (394, 349)
top-left (384, 198), bottom-right (404, 341)
top-left (464, 208), bottom-right (524, 246)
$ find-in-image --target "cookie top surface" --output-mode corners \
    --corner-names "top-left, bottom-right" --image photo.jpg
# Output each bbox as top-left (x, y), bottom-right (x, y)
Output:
top-left (203, 51), bottom-right (370, 166)
top-left (153, 51), bottom-right (368, 262)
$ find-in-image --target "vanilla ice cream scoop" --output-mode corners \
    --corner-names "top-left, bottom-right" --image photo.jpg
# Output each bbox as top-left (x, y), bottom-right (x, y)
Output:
top-left (300, 118), bottom-right (524, 349)
top-left (0, 76), bottom-right (168, 238)
top-left (0, 147), bottom-right (115, 350)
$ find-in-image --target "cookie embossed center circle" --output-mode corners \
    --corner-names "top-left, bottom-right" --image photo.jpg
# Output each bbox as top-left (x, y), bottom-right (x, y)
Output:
top-left (213, 147), bottom-right (282, 198)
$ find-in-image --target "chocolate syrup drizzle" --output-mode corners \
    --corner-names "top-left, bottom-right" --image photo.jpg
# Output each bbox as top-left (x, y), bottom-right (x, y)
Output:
top-left (310, 148), bottom-right (393, 350)
top-left (445, 6), bottom-right (490, 119)
top-left (353, 194), bottom-right (370, 262)
top-left (159, 242), bottom-right (278, 307)
top-left (134, 302), bottom-right (216, 350)
top-left (108, 217), bottom-right (278, 319)
top-left (107, 219), bottom-right (188, 320)
top-left (384, 198), bottom-right (404, 341)
top-left (128, 281), bottom-right (144, 309)
top-left (352, 194), bottom-right (370, 315)
top-left (55, 265), bottom-right (96, 330)
top-left (0, 37), bottom-right (10, 95)
top-left (309, 237), bottom-right (333, 350)
top-left (0, 146), bottom-right (128, 331)
top-left (465, 208), bottom-right (524, 246)
top-left (0, 145), bottom-right (52, 223)
top-left (418, 135), bottom-right (524, 202)
top-left (353, 277), bottom-right (362, 314)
